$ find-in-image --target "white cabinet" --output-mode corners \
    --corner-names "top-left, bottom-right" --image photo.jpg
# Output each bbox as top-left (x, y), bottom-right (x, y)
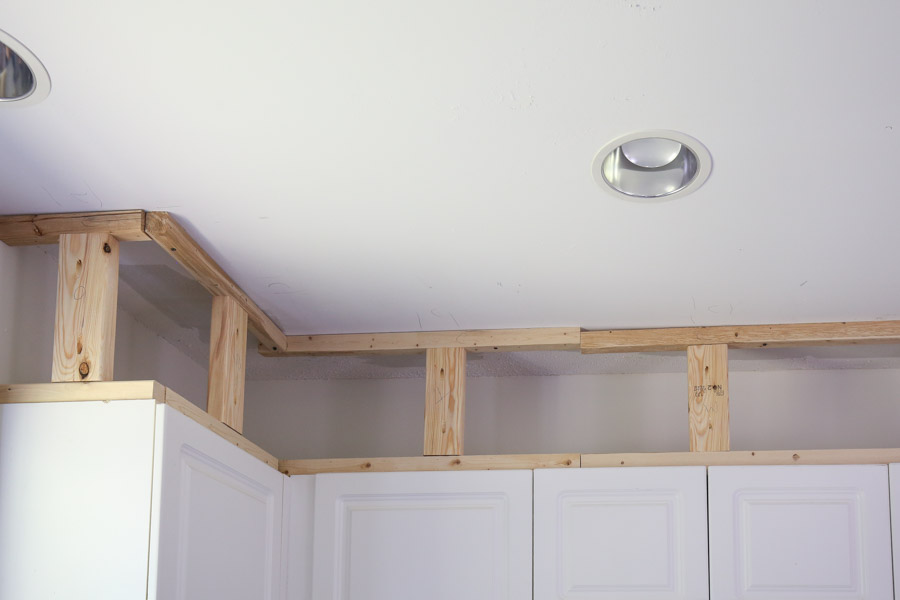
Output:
top-left (0, 399), bottom-right (158, 600)
top-left (534, 466), bottom-right (709, 600)
top-left (0, 400), bottom-right (285, 600)
top-left (309, 470), bottom-right (532, 600)
top-left (150, 402), bottom-right (285, 600)
top-left (708, 465), bottom-right (893, 600)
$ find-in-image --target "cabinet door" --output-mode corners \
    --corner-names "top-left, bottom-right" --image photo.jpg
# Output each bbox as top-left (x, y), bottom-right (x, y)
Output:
top-left (149, 404), bottom-right (285, 600)
top-left (534, 466), bottom-right (709, 600)
top-left (0, 400), bottom-right (157, 600)
top-left (312, 469), bottom-right (532, 600)
top-left (709, 465), bottom-right (893, 600)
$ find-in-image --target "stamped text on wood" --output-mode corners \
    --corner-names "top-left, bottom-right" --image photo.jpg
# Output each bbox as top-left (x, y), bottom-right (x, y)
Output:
top-left (687, 344), bottom-right (729, 451)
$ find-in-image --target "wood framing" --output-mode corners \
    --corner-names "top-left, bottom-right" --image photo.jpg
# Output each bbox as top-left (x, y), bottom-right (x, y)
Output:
top-left (207, 296), bottom-right (248, 433)
top-left (259, 327), bottom-right (581, 356)
top-left (424, 347), bottom-right (466, 455)
top-left (580, 320), bottom-right (900, 353)
top-left (1, 381), bottom-right (165, 403)
top-left (687, 344), bottom-right (730, 451)
top-left (52, 233), bottom-right (120, 382)
top-left (0, 210), bottom-right (149, 245)
top-left (280, 453), bottom-right (581, 475)
top-left (143, 211), bottom-right (286, 352)
top-left (582, 448), bottom-right (900, 468)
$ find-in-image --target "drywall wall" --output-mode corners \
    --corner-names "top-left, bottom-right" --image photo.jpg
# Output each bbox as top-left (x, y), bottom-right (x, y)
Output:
top-left (244, 369), bottom-right (900, 459)
top-left (0, 243), bottom-right (208, 407)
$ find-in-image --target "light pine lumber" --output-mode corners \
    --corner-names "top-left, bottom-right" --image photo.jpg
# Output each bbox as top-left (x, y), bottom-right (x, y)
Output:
top-left (582, 448), bottom-right (900, 468)
top-left (258, 327), bottom-right (581, 356)
top-left (0, 210), bottom-right (149, 245)
top-left (279, 454), bottom-right (581, 475)
top-left (687, 344), bottom-right (730, 452)
top-left (52, 233), bottom-right (120, 382)
top-left (143, 211), bottom-right (286, 352)
top-left (164, 387), bottom-right (279, 469)
top-left (207, 297), bottom-right (248, 433)
top-left (424, 347), bottom-right (466, 455)
top-left (580, 320), bottom-right (900, 353)
top-left (0, 381), bottom-right (165, 403)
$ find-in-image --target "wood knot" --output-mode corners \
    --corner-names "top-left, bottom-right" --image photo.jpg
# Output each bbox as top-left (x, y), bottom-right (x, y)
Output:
top-left (363, 462), bottom-right (372, 469)
top-left (451, 459), bottom-right (462, 466)
top-left (78, 362), bottom-right (90, 378)
top-left (792, 453), bottom-right (800, 461)
top-left (103, 243), bottom-right (111, 253)
top-left (564, 459), bottom-right (572, 466)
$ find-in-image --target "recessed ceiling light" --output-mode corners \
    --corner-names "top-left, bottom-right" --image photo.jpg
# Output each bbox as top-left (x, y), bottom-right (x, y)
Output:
top-left (592, 130), bottom-right (711, 201)
top-left (0, 29), bottom-right (51, 106)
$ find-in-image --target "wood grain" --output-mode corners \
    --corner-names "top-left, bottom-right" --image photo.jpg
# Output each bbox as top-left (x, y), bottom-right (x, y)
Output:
top-left (688, 344), bottom-right (729, 451)
top-left (0, 380), bottom-right (165, 403)
top-left (0, 210), bottom-right (149, 245)
top-left (164, 387), bottom-right (279, 469)
top-left (52, 233), bottom-right (120, 382)
top-left (582, 448), bottom-right (900, 468)
top-left (258, 327), bottom-right (581, 356)
top-left (207, 297), bottom-right (248, 433)
top-left (143, 211), bottom-right (286, 352)
top-left (580, 320), bottom-right (900, 353)
top-left (280, 454), bottom-right (581, 475)
top-left (424, 347), bottom-right (466, 455)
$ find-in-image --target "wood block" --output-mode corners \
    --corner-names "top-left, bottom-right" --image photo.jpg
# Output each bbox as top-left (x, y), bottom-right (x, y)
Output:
top-left (207, 296), bottom-right (248, 433)
top-left (52, 233), bottom-right (119, 382)
top-left (424, 347), bottom-right (466, 455)
top-left (0, 210), bottom-right (148, 245)
top-left (688, 343), bottom-right (729, 451)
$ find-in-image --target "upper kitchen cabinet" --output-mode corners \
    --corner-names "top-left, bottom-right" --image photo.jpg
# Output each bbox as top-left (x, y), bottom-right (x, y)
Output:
top-left (310, 469), bottom-right (532, 600)
top-left (0, 398), bottom-right (285, 600)
top-left (709, 465), bottom-right (893, 600)
top-left (534, 466), bottom-right (709, 600)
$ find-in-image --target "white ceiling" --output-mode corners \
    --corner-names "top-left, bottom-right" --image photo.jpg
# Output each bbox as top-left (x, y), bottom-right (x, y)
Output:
top-left (2, 1), bottom-right (899, 339)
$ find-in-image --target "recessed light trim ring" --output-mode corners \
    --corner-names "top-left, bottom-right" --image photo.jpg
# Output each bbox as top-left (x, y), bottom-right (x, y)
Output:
top-left (0, 29), bottom-right (51, 106)
top-left (592, 130), bottom-right (712, 201)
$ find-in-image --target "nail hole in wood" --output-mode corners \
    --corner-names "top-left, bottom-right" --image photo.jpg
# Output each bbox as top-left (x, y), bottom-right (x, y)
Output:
top-left (103, 243), bottom-right (111, 253)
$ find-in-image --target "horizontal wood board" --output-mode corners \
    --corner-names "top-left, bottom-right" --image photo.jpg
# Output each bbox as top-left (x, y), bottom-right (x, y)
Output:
top-left (261, 327), bottom-right (581, 356)
top-left (0, 210), bottom-right (149, 245)
top-left (581, 320), bottom-right (900, 353)
top-left (279, 454), bottom-right (581, 475)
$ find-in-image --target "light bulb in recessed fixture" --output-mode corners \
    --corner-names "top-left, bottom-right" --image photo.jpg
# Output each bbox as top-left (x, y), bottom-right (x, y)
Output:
top-left (620, 138), bottom-right (683, 168)
top-left (592, 130), bottom-right (711, 201)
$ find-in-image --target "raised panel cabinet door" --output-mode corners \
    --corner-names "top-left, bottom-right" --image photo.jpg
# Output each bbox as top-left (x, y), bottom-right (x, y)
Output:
top-left (708, 465), bottom-right (893, 600)
top-left (0, 400), bottom-right (157, 600)
top-left (312, 469), bottom-right (532, 600)
top-left (534, 466), bottom-right (709, 600)
top-left (149, 404), bottom-right (285, 600)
